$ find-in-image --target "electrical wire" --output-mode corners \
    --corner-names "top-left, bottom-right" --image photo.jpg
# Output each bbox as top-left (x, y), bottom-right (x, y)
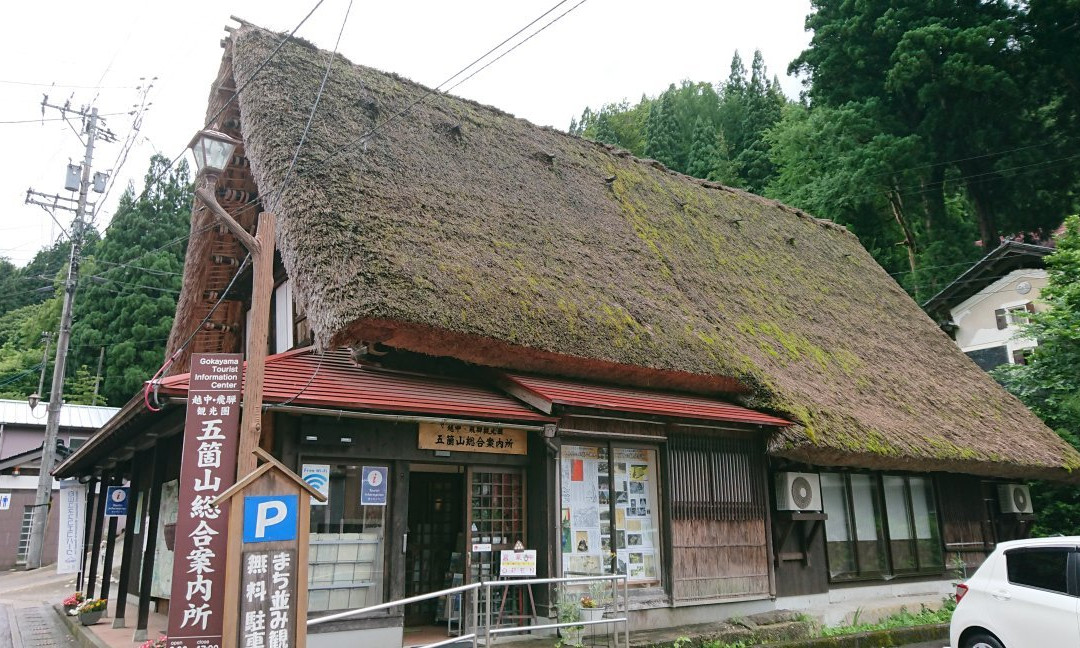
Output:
top-left (274, 350), bottom-right (327, 407)
top-left (272, 0), bottom-right (354, 210)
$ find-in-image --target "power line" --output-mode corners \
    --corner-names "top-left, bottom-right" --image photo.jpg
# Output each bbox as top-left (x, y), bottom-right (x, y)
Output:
top-left (0, 79), bottom-right (138, 89)
top-left (0, 111), bottom-right (131, 124)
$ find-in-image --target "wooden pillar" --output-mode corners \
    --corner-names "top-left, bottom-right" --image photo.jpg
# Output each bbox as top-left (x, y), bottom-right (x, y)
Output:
top-left (134, 447), bottom-right (165, 642)
top-left (238, 211), bottom-right (275, 477)
top-left (86, 469), bottom-right (111, 599)
top-left (113, 455), bottom-right (143, 627)
top-left (99, 473), bottom-right (121, 604)
top-left (77, 475), bottom-right (99, 592)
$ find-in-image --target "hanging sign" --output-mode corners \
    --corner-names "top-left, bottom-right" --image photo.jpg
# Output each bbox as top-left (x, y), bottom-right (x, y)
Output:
top-left (167, 353), bottom-right (243, 648)
top-left (499, 549), bottom-right (537, 577)
top-left (56, 480), bottom-right (86, 575)
top-left (418, 422), bottom-right (526, 455)
top-left (104, 486), bottom-right (130, 517)
top-left (360, 466), bottom-right (388, 506)
top-left (300, 464), bottom-right (330, 506)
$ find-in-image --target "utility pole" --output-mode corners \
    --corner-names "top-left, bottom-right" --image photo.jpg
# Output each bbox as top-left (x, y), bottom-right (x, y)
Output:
top-left (23, 99), bottom-right (112, 570)
top-left (91, 346), bottom-right (104, 406)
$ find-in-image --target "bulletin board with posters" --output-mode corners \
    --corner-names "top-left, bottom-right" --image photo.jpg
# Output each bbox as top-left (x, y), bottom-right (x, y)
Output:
top-left (559, 444), bottom-right (661, 584)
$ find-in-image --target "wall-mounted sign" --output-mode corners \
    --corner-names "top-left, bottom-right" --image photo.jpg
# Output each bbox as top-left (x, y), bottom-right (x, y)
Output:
top-left (0, 492), bottom-right (10, 511)
top-left (418, 422), bottom-right (526, 455)
top-left (300, 464), bottom-right (330, 506)
top-left (56, 481), bottom-right (86, 575)
top-left (167, 353), bottom-right (242, 648)
top-left (360, 466), bottom-right (388, 506)
top-left (471, 543), bottom-right (492, 553)
top-left (104, 486), bottom-right (129, 517)
top-left (499, 549), bottom-right (537, 577)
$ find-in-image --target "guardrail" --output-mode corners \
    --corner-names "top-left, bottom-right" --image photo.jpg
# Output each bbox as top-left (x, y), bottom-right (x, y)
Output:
top-left (306, 573), bottom-right (630, 647)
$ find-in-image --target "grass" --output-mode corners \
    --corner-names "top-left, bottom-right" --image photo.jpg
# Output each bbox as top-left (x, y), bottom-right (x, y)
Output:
top-left (656, 598), bottom-right (955, 647)
top-left (819, 598), bottom-right (955, 638)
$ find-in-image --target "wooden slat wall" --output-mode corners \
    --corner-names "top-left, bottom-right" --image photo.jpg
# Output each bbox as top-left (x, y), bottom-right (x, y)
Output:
top-left (671, 518), bottom-right (769, 601)
top-left (669, 434), bottom-right (770, 601)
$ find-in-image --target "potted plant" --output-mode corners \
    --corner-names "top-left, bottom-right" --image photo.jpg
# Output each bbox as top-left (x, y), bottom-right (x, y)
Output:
top-left (76, 598), bottom-right (107, 625)
top-left (139, 634), bottom-right (168, 648)
top-left (62, 591), bottom-right (85, 615)
top-left (579, 595), bottom-right (603, 622)
top-left (554, 587), bottom-right (584, 647)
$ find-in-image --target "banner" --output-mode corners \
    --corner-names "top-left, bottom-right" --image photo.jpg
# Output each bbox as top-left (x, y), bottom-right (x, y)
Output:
top-left (57, 480), bottom-right (86, 575)
top-left (167, 353), bottom-right (243, 648)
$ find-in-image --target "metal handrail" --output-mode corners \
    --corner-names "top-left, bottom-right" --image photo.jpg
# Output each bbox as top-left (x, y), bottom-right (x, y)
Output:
top-left (305, 573), bottom-right (632, 647)
top-left (306, 581), bottom-right (481, 627)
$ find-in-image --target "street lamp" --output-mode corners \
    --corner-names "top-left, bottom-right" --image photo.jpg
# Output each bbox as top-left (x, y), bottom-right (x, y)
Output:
top-left (188, 129), bottom-right (240, 186)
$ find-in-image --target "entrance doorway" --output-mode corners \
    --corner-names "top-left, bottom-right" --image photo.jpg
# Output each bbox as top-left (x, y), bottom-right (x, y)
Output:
top-left (405, 470), bottom-right (464, 626)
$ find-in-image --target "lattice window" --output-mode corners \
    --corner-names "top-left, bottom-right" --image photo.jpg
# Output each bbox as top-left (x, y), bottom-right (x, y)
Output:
top-left (669, 435), bottom-right (766, 520)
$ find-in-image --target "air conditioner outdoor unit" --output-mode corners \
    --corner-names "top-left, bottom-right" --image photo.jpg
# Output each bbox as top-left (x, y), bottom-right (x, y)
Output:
top-left (775, 472), bottom-right (822, 512)
top-left (998, 483), bottom-right (1034, 514)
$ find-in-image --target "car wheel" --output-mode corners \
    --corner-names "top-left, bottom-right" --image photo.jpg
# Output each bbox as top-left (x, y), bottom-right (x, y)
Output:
top-left (962, 632), bottom-right (1005, 648)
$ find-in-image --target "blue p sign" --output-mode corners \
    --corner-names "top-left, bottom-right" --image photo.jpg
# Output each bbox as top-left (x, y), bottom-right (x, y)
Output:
top-left (242, 495), bottom-right (298, 543)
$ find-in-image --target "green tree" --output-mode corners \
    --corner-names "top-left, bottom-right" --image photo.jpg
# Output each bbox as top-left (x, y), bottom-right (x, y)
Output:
top-left (995, 216), bottom-right (1080, 534)
top-left (644, 88), bottom-right (682, 171)
top-left (71, 155), bottom-right (193, 406)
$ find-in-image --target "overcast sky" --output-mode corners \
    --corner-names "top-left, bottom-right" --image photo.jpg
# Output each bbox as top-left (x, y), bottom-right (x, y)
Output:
top-left (0, 0), bottom-right (812, 267)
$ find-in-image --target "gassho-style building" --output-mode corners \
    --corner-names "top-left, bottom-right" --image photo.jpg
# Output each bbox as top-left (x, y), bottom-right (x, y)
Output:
top-left (56, 21), bottom-right (1080, 646)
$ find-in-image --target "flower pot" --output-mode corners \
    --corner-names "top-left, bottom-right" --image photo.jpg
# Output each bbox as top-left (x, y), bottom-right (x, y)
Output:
top-left (560, 625), bottom-right (584, 646)
top-left (78, 610), bottom-right (103, 626)
top-left (64, 604), bottom-right (78, 615)
top-left (580, 606), bottom-right (604, 623)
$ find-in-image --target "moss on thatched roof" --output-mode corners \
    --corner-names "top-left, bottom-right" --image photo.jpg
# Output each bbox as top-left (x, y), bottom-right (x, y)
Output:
top-left (207, 25), bottom-right (1080, 480)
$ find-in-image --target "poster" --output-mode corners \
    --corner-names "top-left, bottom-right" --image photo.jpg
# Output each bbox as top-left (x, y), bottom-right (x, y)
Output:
top-left (56, 480), bottom-right (86, 575)
top-left (560, 446), bottom-right (662, 582)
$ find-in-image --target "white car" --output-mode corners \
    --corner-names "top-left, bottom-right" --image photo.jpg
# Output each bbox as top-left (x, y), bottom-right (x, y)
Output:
top-left (950, 536), bottom-right (1080, 648)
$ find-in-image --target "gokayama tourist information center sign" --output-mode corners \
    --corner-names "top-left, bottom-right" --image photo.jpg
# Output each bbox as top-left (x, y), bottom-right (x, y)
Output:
top-left (168, 353), bottom-right (243, 648)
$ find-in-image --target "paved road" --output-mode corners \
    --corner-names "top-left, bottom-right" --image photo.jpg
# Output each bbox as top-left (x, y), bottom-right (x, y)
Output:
top-left (0, 605), bottom-right (77, 648)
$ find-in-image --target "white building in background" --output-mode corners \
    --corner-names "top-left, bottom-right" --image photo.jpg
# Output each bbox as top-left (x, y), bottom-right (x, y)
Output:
top-left (923, 241), bottom-right (1054, 371)
top-left (0, 399), bottom-right (119, 568)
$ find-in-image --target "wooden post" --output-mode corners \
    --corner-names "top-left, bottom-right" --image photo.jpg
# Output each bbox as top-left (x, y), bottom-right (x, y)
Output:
top-left (134, 447), bottom-right (165, 643)
top-left (86, 468), bottom-right (111, 599)
top-left (77, 475), bottom-right (98, 592)
top-left (113, 454), bottom-right (143, 627)
top-left (238, 211), bottom-right (275, 477)
top-left (99, 476), bottom-right (121, 603)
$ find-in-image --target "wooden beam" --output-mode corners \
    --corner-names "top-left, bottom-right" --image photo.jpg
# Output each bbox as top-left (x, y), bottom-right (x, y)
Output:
top-left (237, 211), bottom-right (275, 477)
top-left (195, 186), bottom-right (260, 256)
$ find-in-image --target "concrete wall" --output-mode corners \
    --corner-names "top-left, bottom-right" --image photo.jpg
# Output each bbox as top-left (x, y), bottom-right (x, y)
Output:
top-left (0, 425), bottom-right (92, 460)
top-left (0, 478), bottom-right (60, 570)
top-left (951, 269), bottom-right (1047, 355)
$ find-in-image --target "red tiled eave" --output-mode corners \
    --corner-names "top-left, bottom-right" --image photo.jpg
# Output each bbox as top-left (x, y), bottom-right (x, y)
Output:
top-left (500, 373), bottom-right (790, 427)
top-left (158, 348), bottom-right (553, 423)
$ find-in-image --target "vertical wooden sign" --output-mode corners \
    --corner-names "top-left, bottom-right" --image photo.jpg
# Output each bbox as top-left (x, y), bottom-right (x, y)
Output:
top-left (167, 353), bottom-right (243, 648)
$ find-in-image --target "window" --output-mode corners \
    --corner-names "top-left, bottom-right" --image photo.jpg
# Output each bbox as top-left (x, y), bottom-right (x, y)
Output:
top-left (274, 280), bottom-right (294, 353)
top-left (67, 437), bottom-right (88, 451)
top-left (669, 435), bottom-right (765, 520)
top-left (821, 473), bottom-right (888, 580)
top-left (1007, 549), bottom-right (1071, 595)
top-left (560, 444), bottom-right (661, 584)
top-left (307, 463), bottom-right (388, 613)
top-left (995, 302), bottom-right (1036, 329)
top-left (883, 475), bottom-right (943, 573)
top-left (822, 472), bottom-right (943, 581)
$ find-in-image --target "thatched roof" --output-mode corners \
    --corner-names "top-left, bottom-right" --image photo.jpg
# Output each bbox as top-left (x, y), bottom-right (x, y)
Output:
top-left (180, 24), bottom-right (1080, 480)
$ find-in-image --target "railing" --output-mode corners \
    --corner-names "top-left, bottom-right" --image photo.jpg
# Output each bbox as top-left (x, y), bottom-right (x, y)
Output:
top-left (306, 573), bottom-right (631, 647)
